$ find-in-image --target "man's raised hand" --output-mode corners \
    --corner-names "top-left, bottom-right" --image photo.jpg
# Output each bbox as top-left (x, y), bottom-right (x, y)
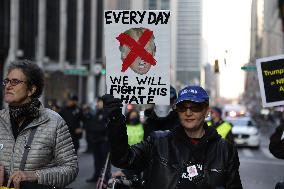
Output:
top-left (102, 94), bottom-right (123, 121)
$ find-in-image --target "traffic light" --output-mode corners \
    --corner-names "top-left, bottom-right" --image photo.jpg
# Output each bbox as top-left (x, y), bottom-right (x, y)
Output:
top-left (214, 59), bottom-right (219, 73)
top-left (101, 63), bottom-right (106, 75)
top-left (101, 68), bottom-right (106, 75)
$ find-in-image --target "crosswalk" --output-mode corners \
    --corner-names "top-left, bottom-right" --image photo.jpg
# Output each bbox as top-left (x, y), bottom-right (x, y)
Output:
top-left (238, 147), bottom-right (276, 158)
top-left (241, 148), bottom-right (254, 158)
top-left (237, 147), bottom-right (284, 166)
top-left (238, 147), bottom-right (277, 160)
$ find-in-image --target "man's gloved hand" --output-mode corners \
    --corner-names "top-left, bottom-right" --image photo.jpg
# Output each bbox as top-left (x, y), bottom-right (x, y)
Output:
top-left (102, 94), bottom-right (123, 121)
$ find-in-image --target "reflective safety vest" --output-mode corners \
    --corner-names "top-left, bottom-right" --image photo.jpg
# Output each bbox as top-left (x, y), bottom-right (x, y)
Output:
top-left (207, 121), bottom-right (232, 139)
top-left (126, 123), bottom-right (144, 146)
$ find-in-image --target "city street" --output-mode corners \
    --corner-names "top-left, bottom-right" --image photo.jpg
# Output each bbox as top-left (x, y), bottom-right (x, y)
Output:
top-left (69, 122), bottom-right (284, 189)
top-left (68, 152), bottom-right (97, 189)
top-left (0, 0), bottom-right (283, 189)
top-left (239, 147), bottom-right (284, 189)
top-left (238, 121), bottom-right (284, 189)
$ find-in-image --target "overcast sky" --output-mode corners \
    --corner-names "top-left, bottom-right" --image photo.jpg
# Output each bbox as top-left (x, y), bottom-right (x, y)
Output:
top-left (203, 0), bottom-right (252, 100)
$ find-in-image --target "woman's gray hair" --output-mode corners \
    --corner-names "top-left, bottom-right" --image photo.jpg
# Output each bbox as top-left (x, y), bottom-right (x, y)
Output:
top-left (7, 59), bottom-right (44, 99)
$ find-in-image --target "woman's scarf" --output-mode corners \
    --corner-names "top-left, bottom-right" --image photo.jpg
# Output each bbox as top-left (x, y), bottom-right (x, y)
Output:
top-left (9, 98), bottom-right (41, 122)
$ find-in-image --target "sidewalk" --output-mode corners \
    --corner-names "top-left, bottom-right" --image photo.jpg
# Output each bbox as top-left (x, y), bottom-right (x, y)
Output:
top-left (68, 152), bottom-right (97, 189)
top-left (68, 137), bottom-right (119, 189)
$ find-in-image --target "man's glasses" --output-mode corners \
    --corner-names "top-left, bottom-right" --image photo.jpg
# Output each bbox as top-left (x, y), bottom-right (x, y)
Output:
top-left (3, 78), bottom-right (26, 87)
top-left (175, 104), bottom-right (206, 113)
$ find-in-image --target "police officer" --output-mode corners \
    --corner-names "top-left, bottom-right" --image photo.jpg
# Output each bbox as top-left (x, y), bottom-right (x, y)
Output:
top-left (207, 106), bottom-right (234, 144)
top-left (269, 115), bottom-right (284, 188)
top-left (59, 94), bottom-right (83, 153)
top-left (126, 109), bottom-right (144, 145)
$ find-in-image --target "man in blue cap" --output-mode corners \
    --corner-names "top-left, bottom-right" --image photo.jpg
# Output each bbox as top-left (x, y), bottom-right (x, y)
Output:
top-left (102, 85), bottom-right (243, 189)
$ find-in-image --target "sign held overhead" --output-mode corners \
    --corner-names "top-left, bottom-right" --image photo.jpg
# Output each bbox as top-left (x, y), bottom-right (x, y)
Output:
top-left (104, 10), bottom-right (171, 105)
top-left (256, 54), bottom-right (284, 107)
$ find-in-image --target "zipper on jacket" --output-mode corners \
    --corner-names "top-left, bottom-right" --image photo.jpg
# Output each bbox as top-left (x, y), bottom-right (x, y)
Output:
top-left (8, 129), bottom-right (30, 176)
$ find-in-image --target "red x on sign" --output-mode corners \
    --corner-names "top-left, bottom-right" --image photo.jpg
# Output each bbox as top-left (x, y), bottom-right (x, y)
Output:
top-left (116, 29), bottom-right (157, 72)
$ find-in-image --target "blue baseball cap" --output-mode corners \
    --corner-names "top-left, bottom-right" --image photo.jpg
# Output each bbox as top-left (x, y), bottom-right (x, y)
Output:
top-left (176, 85), bottom-right (209, 105)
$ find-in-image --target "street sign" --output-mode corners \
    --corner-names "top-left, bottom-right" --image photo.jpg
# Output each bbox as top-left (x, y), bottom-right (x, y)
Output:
top-left (63, 67), bottom-right (88, 76)
top-left (241, 65), bottom-right (256, 71)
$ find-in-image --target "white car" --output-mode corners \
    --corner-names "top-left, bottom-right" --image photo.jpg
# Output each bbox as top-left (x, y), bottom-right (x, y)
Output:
top-left (227, 117), bottom-right (260, 148)
top-left (223, 104), bottom-right (247, 118)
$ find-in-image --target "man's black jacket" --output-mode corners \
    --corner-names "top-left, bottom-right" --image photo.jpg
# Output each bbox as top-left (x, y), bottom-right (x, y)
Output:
top-left (108, 117), bottom-right (243, 189)
top-left (59, 105), bottom-right (82, 139)
top-left (269, 124), bottom-right (284, 159)
top-left (92, 109), bottom-right (108, 143)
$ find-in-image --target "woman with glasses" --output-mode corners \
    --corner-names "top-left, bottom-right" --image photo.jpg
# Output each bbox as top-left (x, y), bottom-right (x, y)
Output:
top-left (0, 60), bottom-right (78, 189)
top-left (102, 85), bottom-right (243, 189)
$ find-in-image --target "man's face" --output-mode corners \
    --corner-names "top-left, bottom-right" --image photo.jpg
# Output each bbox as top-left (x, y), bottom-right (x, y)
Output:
top-left (122, 41), bottom-right (154, 75)
top-left (176, 101), bottom-right (209, 132)
top-left (210, 109), bottom-right (221, 121)
top-left (97, 100), bottom-right (103, 109)
top-left (67, 99), bottom-right (77, 107)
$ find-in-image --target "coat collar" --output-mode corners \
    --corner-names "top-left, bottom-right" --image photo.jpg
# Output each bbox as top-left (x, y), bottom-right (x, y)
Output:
top-left (0, 105), bottom-right (50, 132)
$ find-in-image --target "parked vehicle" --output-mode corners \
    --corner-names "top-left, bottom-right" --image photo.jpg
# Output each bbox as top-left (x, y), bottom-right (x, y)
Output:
top-left (223, 104), bottom-right (247, 119)
top-left (227, 116), bottom-right (260, 148)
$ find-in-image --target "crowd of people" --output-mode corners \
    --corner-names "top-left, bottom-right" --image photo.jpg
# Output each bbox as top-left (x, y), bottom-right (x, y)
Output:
top-left (0, 59), bottom-right (241, 189)
top-left (2, 60), bottom-right (284, 189)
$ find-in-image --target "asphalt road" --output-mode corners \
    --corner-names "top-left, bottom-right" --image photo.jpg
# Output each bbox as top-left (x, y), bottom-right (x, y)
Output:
top-left (238, 122), bottom-right (283, 189)
top-left (68, 152), bottom-right (97, 189)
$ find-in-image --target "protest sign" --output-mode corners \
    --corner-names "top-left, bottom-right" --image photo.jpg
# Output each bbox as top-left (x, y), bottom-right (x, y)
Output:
top-left (256, 54), bottom-right (284, 107)
top-left (104, 10), bottom-right (171, 105)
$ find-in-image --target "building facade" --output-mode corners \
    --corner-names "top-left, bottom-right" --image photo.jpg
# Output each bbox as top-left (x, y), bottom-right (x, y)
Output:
top-left (175, 0), bottom-right (203, 89)
top-left (0, 0), bottom-right (105, 108)
top-left (147, 0), bottom-right (203, 91)
top-left (246, 0), bottom-right (284, 113)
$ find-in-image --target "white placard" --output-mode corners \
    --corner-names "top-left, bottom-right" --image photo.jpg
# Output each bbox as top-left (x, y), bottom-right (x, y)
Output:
top-left (104, 10), bottom-right (171, 105)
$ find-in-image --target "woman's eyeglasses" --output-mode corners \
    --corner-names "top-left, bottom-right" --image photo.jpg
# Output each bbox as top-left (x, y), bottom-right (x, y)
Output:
top-left (175, 104), bottom-right (206, 113)
top-left (3, 78), bottom-right (26, 86)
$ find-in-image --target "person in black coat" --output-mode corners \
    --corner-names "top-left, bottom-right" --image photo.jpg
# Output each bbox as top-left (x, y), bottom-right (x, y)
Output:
top-left (59, 94), bottom-right (83, 153)
top-left (86, 97), bottom-right (110, 183)
top-left (269, 117), bottom-right (284, 159)
top-left (103, 85), bottom-right (243, 189)
top-left (82, 104), bottom-right (96, 153)
top-left (143, 86), bottom-right (180, 138)
top-left (269, 117), bottom-right (284, 189)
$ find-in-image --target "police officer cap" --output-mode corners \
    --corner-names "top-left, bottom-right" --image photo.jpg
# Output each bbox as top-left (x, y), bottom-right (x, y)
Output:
top-left (170, 86), bottom-right (177, 100)
top-left (68, 94), bottom-right (78, 101)
top-left (211, 106), bottom-right (222, 115)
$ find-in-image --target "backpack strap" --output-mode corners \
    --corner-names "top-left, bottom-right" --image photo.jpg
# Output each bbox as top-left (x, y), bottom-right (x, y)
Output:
top-left (19, 127), bottom-right (37, 171)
